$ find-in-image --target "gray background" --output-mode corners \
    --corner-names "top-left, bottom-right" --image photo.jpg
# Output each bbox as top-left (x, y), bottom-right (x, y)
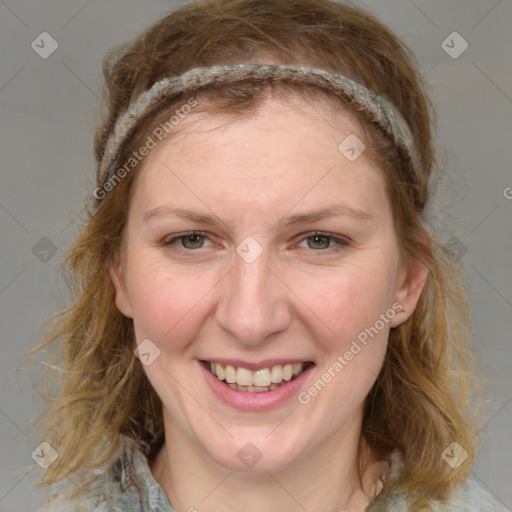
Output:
top-left (1, 0), bottom-right (511, 510)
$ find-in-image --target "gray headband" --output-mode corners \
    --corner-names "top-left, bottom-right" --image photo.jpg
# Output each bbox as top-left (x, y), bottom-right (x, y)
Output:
top-left (95, 64), bottom-right (420, 204)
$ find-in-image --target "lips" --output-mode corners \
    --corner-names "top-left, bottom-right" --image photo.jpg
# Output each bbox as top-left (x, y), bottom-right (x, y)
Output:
top-left (203, 360), bottom-right (314, 392)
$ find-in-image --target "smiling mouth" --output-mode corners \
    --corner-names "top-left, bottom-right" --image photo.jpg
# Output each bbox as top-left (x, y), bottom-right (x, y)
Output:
top-left (202, 361), bottom-right (314, 392)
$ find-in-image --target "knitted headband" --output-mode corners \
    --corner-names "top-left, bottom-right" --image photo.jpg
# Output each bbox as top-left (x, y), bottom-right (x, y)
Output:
top-left (94, 64), bottom-right (420, 204)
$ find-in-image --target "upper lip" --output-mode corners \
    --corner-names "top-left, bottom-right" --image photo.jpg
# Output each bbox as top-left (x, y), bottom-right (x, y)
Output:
top-left (200, 358), bottom-right (314, 371)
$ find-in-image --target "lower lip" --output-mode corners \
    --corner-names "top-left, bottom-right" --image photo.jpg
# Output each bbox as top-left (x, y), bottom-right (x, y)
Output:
top-left (199, 361), bottom-right (315, 412)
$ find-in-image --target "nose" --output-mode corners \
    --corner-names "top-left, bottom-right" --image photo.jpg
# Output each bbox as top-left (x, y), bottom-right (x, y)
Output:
top-left (215, 248), bottom-right (292, 347)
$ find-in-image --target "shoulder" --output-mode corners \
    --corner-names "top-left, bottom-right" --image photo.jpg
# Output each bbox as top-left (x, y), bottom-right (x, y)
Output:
top-left (370, 476), bottom-right (508, 512)
top-left (37, 495), bottom-right (102, 512)
top-left (37, 438), bottom-right (151, 512)
top-left (38, 437), bottom-right (173, 512)
top-left (36, 479), bottom-right (135, 512)
top-left (441, 477), bottom-right (508, 511)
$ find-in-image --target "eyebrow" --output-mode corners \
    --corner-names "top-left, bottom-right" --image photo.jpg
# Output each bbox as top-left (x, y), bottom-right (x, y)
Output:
top-left (142, 203), bottom-right (372, 229)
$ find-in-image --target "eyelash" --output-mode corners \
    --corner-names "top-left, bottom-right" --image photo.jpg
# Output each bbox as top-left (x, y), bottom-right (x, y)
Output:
top-left (162, 231), bottom-right (351, 255)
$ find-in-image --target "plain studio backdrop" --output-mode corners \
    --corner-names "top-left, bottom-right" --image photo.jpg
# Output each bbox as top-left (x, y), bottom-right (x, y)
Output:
top-left (0, 0), bottom-right (511, 510)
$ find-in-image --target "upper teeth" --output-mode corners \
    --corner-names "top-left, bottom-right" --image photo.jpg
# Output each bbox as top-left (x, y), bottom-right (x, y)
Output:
top-left (209, 362), bottom-right (306, 387)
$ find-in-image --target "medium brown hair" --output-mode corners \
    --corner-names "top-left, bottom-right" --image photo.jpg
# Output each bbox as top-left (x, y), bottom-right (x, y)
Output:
top-left (28, 1), bottom-right (482, 509)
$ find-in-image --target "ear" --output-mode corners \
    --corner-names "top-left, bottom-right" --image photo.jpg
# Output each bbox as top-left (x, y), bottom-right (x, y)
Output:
top-left (110, 252), bottom-right (133, 319)
top-left (389, 250), bottom-right (429, 328)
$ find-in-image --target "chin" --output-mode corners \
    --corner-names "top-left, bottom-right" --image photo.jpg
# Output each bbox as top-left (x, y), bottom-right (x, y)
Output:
top-left (202, 432), bottom-right (301, 473)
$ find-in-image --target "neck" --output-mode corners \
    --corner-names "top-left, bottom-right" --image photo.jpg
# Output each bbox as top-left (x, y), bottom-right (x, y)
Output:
top-left (149, 408), bottom-right (388, 512)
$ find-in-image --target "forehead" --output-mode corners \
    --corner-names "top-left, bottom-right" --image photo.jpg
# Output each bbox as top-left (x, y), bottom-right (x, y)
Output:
top-left (130, 96), bottom-right (391, 223)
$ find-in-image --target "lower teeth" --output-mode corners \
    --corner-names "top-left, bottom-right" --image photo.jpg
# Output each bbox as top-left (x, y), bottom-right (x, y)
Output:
top-left (226, 382), bottom-right (283, 392)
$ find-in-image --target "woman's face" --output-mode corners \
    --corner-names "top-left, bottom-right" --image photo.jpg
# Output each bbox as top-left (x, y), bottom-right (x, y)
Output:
top-left (111, 97), bottom-right (426, 473)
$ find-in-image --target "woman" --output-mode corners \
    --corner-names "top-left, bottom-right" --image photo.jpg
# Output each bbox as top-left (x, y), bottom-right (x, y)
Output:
top-left (30, 0), bottom-right (506, 510)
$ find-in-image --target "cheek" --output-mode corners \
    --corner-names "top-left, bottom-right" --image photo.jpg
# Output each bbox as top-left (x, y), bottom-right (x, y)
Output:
top-left (295, 257), bottom-right (398, 343)
top-left (297, 263), bottom-right (395, 401)
top-left (125, 253), bottom-right (214, 349)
